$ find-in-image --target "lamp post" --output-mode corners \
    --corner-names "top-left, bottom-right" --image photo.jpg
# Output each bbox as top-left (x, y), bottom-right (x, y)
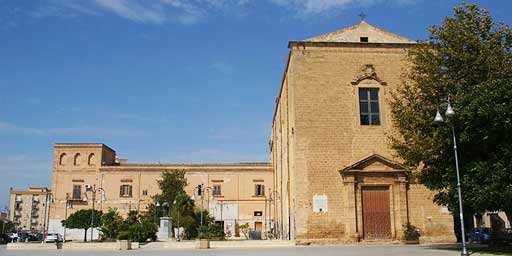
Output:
top-left (85, 185), bottom-right (105, 243)
top-left (434, 96), bottom-right (469, 256)
top-left (155, 201), bottom-right (160, 226)
top-left (42, 189), bottom-right (53, 243)
top-left (268, 190), bottom-right (280, 239)
top-left (63, 194), bottom-right (73, 243)
top-left (173, 198), bottom-right (182, 241)
top-left (192, 183), bottom-right (212, 227)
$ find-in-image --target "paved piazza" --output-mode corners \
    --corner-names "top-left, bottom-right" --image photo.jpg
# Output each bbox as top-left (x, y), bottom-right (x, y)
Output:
top-left (0, 244), bottom-right (469, 256)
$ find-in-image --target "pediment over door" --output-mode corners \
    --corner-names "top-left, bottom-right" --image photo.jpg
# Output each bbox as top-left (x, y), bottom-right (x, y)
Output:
top-left (339, 154), bottom-right (408, 175)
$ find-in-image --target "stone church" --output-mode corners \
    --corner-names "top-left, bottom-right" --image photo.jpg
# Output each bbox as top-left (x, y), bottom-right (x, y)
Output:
top-left (270, 21), bottom-right (454, 243)
top-left (47, 21), bottom-right (455, 243)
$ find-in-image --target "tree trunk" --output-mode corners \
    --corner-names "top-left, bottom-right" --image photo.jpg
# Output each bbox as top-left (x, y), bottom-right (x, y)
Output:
top-left (84, 228), bottom-right (88, 242)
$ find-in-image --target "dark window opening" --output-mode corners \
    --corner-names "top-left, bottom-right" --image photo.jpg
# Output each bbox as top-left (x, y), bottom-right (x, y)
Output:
top-left (360, 37), bottom-right (369, 42)
top-left (213, 184), bottom-right (222, 196)
top-left (254, 211), bottom-right (263, 217)
top-left (197, 184), bottom-right (203, 196)
top-left (119, 185), bottom-right (133, 197)
top-left (359, 88), bottom-right (381, 125)
top-left (254, 184), bottom-right (265, 196)
top-left (72, 185), bottom-right (82, 200)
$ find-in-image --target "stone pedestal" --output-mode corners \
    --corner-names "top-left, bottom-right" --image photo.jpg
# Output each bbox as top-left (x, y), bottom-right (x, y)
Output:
top-left (117, 240), bottom-right (132, 250)
top-left (195, 239), bottom-right (210, 249)
top-left (157, 217), bottom-right (170, 240)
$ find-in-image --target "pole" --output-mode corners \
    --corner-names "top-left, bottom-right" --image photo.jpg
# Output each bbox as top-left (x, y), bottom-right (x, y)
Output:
top-left (177, 207), bottom-right (180, 242)
top-left (200, 191), bottom-right (204, 227)
top-left (63, 199), bottom-right (68, 243)
top-left (452, 125), bottom-right (469, 256)
top-left (171, 203), bottom-right (174, 238)
top-left (90, 186), bottom-right (96, 243)
top-left (269, 193), bottom-right (272, 238)
top-left (41, 192), bottom-right (49, 244)
top-left (154, 206), bottom-right (157, 225)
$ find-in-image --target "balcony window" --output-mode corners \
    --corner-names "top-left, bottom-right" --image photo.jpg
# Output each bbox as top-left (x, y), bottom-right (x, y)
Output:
top-left (119, 185), bottom-right (133, 197)
top-left (72, 185), bottom-right (82, 200)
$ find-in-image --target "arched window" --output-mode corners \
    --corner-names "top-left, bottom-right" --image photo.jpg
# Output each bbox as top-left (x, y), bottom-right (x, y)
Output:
top-left (59, 153), bottom-right (67, 166)
top-left (88, 153), bottom-right (95, 165)
top-left (73, 153), bottom-right (81, 166)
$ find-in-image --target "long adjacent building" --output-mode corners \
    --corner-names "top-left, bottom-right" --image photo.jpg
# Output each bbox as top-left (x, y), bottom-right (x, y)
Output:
top-left (270, 21), bottom-right (454, 243)
top-left (48, 143), bottom-right (273, 240)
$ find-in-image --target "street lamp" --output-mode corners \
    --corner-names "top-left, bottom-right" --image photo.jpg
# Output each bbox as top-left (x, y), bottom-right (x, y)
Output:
top-left (154, 201), bottom-right (161, 225)
top-left (268, 190), bottom-right (280, 239)
top-left (434, 96), bottom-right (469, 256)
top-left (63, 194), bottom-right (73, 243)
top-left (192, 183), bottom-right (212, 227)
top-left (173, 198), bottom-right (182, 241)
top-left (85, 185), bottom-right (105, 243)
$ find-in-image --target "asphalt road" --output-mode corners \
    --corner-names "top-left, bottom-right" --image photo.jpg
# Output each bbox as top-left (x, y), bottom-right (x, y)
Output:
top-left (0, 244), bottom-right (465, 256)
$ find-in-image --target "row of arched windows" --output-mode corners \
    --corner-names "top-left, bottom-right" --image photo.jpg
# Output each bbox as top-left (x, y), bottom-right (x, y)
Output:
top-left (59, 153), bottom-right (95, 166)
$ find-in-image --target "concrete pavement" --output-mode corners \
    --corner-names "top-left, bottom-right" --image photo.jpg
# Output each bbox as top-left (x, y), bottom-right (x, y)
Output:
top-left (0, 244), bottom-right (468, 256)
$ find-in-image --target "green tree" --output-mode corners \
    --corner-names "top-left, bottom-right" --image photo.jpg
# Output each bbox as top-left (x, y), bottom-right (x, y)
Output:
top-left (390, 3), bottom-right (512, 228)
top-left (239, 223), bottom-right (250, 239)
top-left (144, 170), bottom-right (188, 225)
top-left (62, 209), bottom-right (102, 242)
top-left (99, 208), bottom-right (123, 240)
top-left (143, 170), bottom-right (188, 227)
top-left (141, 170), bottom-right (214, 239)
top-left (0, 219), bottom-right (15, 233)
top-left (156, 170), bottom-right (188, 208)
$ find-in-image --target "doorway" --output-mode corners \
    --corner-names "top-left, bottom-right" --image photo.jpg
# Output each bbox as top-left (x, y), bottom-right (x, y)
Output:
top-left (362, 186), bottom-right (391, 239)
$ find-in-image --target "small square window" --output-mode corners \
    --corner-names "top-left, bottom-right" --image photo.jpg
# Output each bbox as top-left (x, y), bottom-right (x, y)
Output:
top-left (142, 190), bottom-right (148, 196)
top-left (360, 37), bottom-right (369, 42)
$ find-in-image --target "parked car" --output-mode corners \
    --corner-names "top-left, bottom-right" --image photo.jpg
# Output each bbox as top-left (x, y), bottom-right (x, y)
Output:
top-left (468, 228), bottom-right (512, 244)
top-left (44, 233), bottom-right (63, 243)
top-left (18, 232), bottom-right (43, 242)
top-left (0, 234), bottom-right (12, 244)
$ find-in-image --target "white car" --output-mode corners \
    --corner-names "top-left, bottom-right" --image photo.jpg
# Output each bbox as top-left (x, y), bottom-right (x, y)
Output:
top-left (44, 233), bottom-right (63, 243)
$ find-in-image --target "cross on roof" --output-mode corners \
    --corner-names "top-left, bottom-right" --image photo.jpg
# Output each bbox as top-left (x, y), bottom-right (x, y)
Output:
top-left (358, 12), bottom-right (367, 21)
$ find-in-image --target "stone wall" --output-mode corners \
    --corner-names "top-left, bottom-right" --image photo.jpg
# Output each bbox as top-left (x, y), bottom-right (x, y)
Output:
top-left (271, 42), bottom-right (455, 242)
top-left (49, 144), bottom-right (273, 240)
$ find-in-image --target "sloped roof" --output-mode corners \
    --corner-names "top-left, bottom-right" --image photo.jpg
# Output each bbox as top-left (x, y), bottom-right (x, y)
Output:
top-left (339, 154), bottom-right (407, 173)
top-left (306, 21), bottom-right (416, 44)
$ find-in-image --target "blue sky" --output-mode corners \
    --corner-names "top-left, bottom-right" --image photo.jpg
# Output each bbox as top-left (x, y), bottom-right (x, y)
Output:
top-left (0, 0), bottom-right (510, 209)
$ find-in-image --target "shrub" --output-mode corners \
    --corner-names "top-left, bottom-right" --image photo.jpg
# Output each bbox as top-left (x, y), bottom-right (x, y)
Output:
top-left (403, 223), bottom-right (421, 241)
top-left (99, 208), bottom-right (123, 240)
top-left (196, 224), bottom-right (225, 240)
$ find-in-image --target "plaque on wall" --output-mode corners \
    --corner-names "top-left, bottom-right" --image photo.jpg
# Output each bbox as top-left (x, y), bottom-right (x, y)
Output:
top-left (313, 195), bottom-right (328, 213)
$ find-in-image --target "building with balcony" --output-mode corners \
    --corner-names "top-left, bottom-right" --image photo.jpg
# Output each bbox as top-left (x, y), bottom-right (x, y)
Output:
top-left (8, 187), bottom-right (51, 232)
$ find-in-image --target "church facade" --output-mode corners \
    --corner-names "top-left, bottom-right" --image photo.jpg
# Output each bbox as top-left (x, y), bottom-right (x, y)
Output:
top-left (47, 21), bottom-right (456, 243)
top-left (270, 21), bottom-right (455, 243)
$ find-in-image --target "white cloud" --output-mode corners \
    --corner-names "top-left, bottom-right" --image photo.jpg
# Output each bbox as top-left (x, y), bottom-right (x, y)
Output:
top-left (0, 120), bottom-right (148, 137)
top-left (23, 0), bottom-right (419, 25)
top-left (0, 121), bottom-right (45, 135)
top-left (93, 0), bottom-right (167, 24)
